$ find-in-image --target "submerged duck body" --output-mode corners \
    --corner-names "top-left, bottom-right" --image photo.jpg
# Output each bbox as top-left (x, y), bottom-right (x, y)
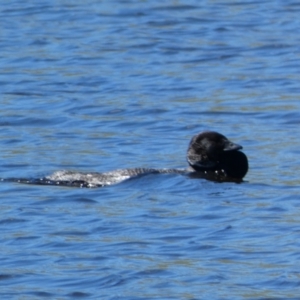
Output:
top-left (46, 167), bottom-right (186, 188)
top-left (42, 131), bottom-right (248, 188)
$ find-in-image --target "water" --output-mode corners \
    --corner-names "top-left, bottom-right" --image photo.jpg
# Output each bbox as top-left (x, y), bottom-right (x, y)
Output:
top-left (1, 0), bottom-right (300, 299)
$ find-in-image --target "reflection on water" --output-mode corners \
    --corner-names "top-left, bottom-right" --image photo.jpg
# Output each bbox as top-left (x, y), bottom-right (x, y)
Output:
top-left (1, 0), bottom-right (300, 299)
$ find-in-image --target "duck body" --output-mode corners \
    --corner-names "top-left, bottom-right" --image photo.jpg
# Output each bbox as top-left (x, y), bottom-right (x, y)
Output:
top-left (45, 168), bottom-right (186, 188)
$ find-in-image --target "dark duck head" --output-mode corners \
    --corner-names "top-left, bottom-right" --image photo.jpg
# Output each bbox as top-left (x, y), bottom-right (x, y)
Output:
top-left (187, 131), bottom-right (248, 181)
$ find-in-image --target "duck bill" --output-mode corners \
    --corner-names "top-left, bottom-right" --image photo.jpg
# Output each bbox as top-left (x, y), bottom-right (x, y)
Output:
top-left (223, 141), bottom-right (243, 151)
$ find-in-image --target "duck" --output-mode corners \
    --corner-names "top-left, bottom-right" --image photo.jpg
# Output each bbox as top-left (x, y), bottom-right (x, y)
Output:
top-left (39, 131), bottom-right (248, 187)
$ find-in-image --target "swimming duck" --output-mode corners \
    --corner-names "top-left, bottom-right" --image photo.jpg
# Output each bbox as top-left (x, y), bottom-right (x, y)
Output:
top-left (42, 131), bottom-right (248, 187)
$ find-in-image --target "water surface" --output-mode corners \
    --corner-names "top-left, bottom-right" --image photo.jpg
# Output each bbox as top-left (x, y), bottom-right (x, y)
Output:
top-left (1, 0), bottom-right (300, 299)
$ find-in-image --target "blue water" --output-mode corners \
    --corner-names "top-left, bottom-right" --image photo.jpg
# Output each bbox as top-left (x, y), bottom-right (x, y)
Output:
top-left (1, 0), bottom-right (300, 299)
